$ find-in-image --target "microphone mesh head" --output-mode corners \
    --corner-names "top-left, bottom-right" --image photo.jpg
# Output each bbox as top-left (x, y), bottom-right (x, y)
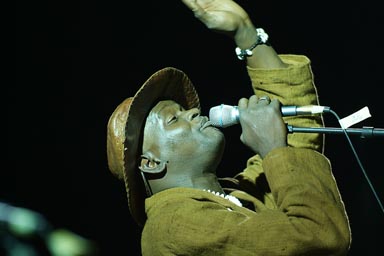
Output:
top-left (209, 104), bottom-right (239, 128)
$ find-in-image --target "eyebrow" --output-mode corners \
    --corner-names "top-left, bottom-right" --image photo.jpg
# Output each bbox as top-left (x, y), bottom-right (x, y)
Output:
top-left (155, 102), bottom-right (172, 114)
top-left (155, 101), bottom-right (181, 116)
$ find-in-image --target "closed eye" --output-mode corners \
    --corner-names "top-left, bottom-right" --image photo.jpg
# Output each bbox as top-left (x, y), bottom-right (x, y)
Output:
top-left (167, 115), bottom-right (177, 125)
top-left (166, 105), bottom-right (184, 125)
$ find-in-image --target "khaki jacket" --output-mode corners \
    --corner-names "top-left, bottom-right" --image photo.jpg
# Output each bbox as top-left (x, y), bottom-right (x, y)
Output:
top-left (142, 55), bottom-right (351, 255)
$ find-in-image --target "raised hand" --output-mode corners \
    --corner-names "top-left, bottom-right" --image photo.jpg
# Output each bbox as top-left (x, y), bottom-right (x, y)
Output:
top-left (181, 0), bottom-right (252, 35)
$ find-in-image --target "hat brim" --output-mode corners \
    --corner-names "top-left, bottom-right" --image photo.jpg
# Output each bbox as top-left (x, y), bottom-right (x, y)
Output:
top-left (123, 67), bottom-right (200, 225)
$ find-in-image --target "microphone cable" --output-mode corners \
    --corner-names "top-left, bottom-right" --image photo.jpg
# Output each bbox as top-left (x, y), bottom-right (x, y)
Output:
top-left (329, 109), bottom-right (383, 214)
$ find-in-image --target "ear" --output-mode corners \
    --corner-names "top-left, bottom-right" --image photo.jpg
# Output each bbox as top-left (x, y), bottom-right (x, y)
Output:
top-left (138, 154), bottom-right (167, 176)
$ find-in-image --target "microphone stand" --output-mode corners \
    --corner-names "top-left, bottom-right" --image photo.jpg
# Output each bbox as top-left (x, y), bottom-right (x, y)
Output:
top-left (287, 125), bottom-right (384, 138)
top-left (287, 124), bottom-right (384, 214)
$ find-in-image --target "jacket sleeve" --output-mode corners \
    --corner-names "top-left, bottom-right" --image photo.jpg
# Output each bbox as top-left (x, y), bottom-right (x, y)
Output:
top-left (233, 55), bottom-right (326, 207)
top-left (247, 54), bottom-right (325, 153)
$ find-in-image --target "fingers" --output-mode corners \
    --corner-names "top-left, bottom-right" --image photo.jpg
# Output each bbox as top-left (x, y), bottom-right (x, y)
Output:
top-left (238, 97), bottom-right (249, 110)
top-left (238, 95), bottom-right (271, 109)
top-left (184, 1), bottom-right (216, 26)
top-left (269, 98), bottom-right (280, 108)
top-left (181, 0), bottom-right (198, 10)
top-left (246, 95), bottom-right (257, 107)
top-left (181, 0), bottom-right (205, 17)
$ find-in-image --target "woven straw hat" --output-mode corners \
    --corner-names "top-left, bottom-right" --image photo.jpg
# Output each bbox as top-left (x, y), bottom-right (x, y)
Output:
top-left (106, 67), bottom-right (200, 226)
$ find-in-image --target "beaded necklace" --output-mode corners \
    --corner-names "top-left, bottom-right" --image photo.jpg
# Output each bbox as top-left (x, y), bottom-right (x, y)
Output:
top-left (204, 189), bottom-right (242, 207)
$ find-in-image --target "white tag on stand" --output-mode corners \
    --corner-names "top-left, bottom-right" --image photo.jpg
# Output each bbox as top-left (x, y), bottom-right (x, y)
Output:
top-left (339, 106), bottom-right (371, 129)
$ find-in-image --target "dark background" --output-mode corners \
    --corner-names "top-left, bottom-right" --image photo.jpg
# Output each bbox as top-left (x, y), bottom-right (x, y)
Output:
top-left (6, 1), bottom-right (383, 255)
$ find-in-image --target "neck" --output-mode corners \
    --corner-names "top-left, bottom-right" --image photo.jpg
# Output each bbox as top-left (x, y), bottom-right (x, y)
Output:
top-left (191, 173), bottom-right (224, 194)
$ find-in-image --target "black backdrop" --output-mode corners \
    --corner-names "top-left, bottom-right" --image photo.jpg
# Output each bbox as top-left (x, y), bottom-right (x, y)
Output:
top-left (6, 1), bottom-right (383, 255)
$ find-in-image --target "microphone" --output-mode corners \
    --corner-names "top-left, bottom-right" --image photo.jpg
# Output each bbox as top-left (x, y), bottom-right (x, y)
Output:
top-left (209, 104), bottom-right (331, 128)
